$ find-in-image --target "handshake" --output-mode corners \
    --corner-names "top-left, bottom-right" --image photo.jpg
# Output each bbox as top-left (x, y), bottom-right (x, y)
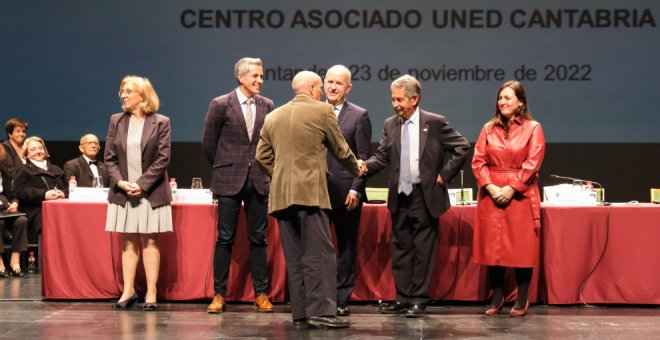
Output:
top-left (357, 159), bottom-right (369, 177)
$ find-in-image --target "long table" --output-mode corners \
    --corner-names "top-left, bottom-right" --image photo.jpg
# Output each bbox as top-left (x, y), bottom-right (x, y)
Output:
top-left (42, 200), bottom-right (658, 304)
top-left (541, 203), bottom-right (660, 304)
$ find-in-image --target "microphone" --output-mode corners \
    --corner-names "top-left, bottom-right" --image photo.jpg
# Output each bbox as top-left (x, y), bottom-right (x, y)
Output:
top-left (550, 174), bottom-right (602, 188)
top-left (550, 174), bottom-right (606, 203)
top-left (456, 170), bottom-right (470, 205)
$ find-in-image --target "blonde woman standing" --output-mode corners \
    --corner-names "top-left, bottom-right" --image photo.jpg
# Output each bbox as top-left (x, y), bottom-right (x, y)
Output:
top-left (105, 75), bottom-right (173, 311)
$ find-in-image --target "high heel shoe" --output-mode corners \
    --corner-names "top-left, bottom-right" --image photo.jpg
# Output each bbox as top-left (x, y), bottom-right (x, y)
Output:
top-left (10, 267), bottom-right (24, 277)
top-left (112, 293), bottom-right (138, 309)
top-left (484, 296), bottom-right (505, 316)
top-left (509, 300), bottom-right (530, 317)
top-left (143, 302), bottom-right (158, 311)
top-left (0, 269), bottom-right (9, 278)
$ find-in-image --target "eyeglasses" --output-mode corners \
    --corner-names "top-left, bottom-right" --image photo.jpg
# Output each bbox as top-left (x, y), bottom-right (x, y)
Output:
top-left (28, 146), bottom-right (45, 152)
top-left (82, 141), bottom-right (99, 146)
top-left (118, 89), bottom-right (137, 97)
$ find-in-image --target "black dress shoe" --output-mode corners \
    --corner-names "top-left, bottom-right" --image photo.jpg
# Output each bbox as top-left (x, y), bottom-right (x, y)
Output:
top-left (405, 304), bottom-right (426, 318)
top-left (379, 301), bottom-right (411, 314)
top-left (143, 302), bottom-right (158, 311)
top-left (337, 304), bottom-right (350, 316)
top-left (307, 316), bottom-right (349, 328)
top-left (112, 293), bottom-right (138, 309)
top-left (292, 318), bottom-right (308, 327)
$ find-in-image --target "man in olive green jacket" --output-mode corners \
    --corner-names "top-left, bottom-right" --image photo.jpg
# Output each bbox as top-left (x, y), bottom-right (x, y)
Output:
top-left (255, 71), bottom-right (365, 329)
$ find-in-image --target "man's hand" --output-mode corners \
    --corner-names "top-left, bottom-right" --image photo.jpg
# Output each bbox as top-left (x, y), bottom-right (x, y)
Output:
top-left (358, 159), bottom-right (368, 176)
top-left (345, 192), bottom-right (360, 211)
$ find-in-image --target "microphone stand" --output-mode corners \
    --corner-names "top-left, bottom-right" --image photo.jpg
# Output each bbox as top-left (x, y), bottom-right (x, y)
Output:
top-left (456, 170), bottom-right (470, 205)
top-left (550, 174), bottom-right (608, 205)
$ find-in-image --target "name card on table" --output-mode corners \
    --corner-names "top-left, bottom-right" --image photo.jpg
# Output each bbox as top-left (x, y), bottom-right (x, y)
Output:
top-left (69, 187), bottom-right (109, 202)
top-left (449, 188), bottom-right (474, 205)
top-left (543, 184), bottom-right (598, 206)
top-left (365, 187), bottom-right (388, 203)
top-left (174, 189), bottom-right (213, 203)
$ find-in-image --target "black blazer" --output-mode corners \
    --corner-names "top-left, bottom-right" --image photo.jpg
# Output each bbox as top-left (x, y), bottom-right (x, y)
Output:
top-left (0, 167), bottom-right (20, 212)
top-left (14, 159), bottom-right (68, 218)
top-left (63, 155), bottom-right (109, 187)
top-left (327, 101), bottom-right (372, 208)
top-left (365, 109), bottom-right (470, 217)
top-left (1, 140), bottom-right (24, 182)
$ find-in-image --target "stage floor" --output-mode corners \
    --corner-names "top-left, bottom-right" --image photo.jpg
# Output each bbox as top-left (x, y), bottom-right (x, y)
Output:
top-left (1, 273), bottom-right (659, 339)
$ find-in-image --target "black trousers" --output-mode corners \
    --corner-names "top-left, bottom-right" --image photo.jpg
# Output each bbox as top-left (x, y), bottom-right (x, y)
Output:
top-left (390, 187), bottom-right (439, 306)
top-left (328, 203), bottom-right (362, 305)
top-left (213, 174), bottom-right (269, 296)
top-left (275, 206), bottom-right (336, 320)
top-left (0, 215), bottom-right (28, 252)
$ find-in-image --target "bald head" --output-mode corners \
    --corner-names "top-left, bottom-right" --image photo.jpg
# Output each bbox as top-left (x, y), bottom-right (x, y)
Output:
top-left (324, 65), bottom-right (352, 106)
top-left (292, 71), bottom-right (323, 100)
top-left (79, 133), bottom-right (100, 159)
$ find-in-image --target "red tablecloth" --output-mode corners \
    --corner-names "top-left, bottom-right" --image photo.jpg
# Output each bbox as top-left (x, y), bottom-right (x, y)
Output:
top-left (45, 201), bottom-right (660, 304)
top-left (353, 204), bottom-right (539, 303)
top-left (542, 204), bottom-right (660, 304)
top-left (41, 200), bottom-right (287, 301)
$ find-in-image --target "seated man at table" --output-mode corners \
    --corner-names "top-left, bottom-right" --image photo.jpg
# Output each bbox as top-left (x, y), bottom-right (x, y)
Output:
top-left (63, 134), bottom-right (108, 187)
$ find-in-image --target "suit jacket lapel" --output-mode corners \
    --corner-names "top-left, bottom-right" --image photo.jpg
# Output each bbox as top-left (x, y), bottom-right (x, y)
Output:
top-left (118, 113), bottom-right (130, 153)
top-left (338, 103), bottom-right (349, 130)
top-left (419, 110), bottom-right (429, 159)
top-left (141, 114), bottom-right (157, 153)
top-left (79, 156), bottom-right (94, 180)
top-left (394, 117), bottom-right (402, 158)
top-left (253, 95), bottom-right (267, 144)
top-left (230, 91), bottom-right (252, 141)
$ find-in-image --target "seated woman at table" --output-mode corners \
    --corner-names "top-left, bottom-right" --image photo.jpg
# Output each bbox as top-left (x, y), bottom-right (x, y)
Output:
top-left (2, 118), bottom-right (29, 181)
top-left (471, 81), bottom-right (546, 317)
top-left (105, 75), bottom-right (172, 311)
top-left (14, 136), bottom-right (67, 244)
top-left (0, 147), bottom-right (29, 277)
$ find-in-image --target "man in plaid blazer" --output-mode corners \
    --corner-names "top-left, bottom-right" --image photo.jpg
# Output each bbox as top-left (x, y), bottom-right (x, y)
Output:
top-left (202, 57), bottom-right (275, 314)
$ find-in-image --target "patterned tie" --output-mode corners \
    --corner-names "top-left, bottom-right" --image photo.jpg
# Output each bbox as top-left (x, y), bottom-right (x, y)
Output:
top-left (400, 120), bottom-right (413, 195)
top-left (245, 98), bottom-right (255, 141)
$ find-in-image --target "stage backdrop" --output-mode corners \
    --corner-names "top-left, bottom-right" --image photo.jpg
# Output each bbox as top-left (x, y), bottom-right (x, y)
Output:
top-left (2, 1), bottom-right (659, 200)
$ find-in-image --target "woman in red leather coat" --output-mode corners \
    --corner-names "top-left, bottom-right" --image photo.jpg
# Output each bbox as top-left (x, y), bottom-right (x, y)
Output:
top-left (472, 81), bottom-right (546, 317)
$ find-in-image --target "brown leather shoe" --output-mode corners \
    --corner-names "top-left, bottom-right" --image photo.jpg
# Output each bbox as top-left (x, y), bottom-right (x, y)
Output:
top-left (254, 294), bottom-right (274, 313)
top-left (207, 295), bottom-right (225, 314)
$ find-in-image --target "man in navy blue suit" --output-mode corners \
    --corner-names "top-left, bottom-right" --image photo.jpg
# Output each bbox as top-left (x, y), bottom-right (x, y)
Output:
top-left (323, 65), bottom-right (372, 316)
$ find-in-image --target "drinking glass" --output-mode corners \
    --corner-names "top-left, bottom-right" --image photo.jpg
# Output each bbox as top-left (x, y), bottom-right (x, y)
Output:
top-left (191, 177), bottom-right (203, 189)
top-left (93, 176), bottom-right (104, 188)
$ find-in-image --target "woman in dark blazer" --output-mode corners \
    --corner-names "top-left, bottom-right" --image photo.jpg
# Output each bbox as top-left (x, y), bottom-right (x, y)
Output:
top-left (104, 75), bottom-right (172, 311)
top-left (2, 118), bottom-right (29, 182)
top-left (0, 147), bottom-right (29, 277)
top-left (14, 136), bottom-right (67, 245)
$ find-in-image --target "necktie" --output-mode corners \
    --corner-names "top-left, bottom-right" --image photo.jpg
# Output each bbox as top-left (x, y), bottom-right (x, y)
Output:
top-left (400, 120), bottom-right (413, 195)
top-left (88, 160), bottom-right (98, 166)
top-left (245, 98), bottom-right (255, 141)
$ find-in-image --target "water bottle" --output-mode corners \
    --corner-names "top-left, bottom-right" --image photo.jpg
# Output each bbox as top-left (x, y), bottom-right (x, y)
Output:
top-left (169, 178), bottom-right (177, 201)
top-left (27, 251), bottom-right (37, 274)
top-left (69, 176), bottom-right (77, 195)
